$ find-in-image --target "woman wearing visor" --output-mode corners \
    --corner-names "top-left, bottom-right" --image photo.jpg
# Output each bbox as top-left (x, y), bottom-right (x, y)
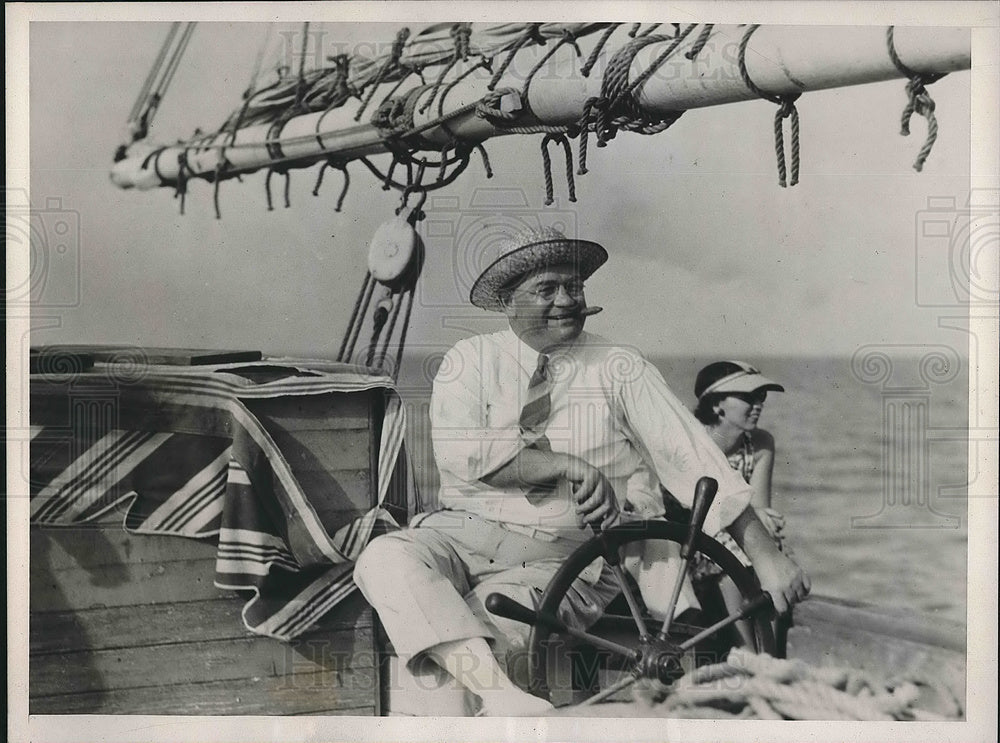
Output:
top-left (686, 361), bottom-right (793, 643)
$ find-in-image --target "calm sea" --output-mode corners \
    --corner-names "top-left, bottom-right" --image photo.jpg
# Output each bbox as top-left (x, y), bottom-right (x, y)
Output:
top-left (395, 354), bottom-right (969, 625)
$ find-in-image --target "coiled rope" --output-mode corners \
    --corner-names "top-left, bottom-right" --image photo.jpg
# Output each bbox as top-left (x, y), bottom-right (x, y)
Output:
top-left (631, 647), bottom-right (962, 721)
top-left (886, 25), bottom-right (946, 172)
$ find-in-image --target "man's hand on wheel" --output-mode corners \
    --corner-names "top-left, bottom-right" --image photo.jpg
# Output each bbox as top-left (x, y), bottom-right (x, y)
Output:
top-left (564, 458), bottom-right (620, 530)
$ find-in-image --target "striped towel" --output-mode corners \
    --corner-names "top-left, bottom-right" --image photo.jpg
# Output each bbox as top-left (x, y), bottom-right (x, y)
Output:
top-left (29, 358), bottom-right (417, 640)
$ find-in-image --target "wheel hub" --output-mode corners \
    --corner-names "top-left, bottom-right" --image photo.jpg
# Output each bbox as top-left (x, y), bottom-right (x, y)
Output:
top-left (634, 635), bottom-right (686, 684)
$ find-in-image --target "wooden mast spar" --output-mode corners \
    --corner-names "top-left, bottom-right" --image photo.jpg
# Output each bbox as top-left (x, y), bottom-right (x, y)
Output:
top-left (109, 25), bottom-right (971, 190)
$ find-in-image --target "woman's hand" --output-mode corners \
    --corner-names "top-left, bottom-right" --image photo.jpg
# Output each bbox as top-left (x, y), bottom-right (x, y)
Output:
top-left (753, 550), bottom-right (810, 615)
top-left (729, 505), bottom-right (809, 614)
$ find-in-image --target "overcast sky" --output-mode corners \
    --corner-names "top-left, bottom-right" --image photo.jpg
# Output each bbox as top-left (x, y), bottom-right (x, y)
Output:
top-left (21, 17), bottom-right (976, 366)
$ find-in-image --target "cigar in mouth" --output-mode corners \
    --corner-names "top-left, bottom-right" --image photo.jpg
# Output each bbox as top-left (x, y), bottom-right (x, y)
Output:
top-left (580, 306), bottom-right (603, 316)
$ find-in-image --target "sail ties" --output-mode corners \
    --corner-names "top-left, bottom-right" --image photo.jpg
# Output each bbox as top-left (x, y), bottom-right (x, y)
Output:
top-left (420, 23), bottom-right (473, 116)
top-left (580, 24), bottom-right (621, 77)
top-left (738, 25), bottom-right (802, 188)
top-left (487, 23), bottom-right (546, 91)
top-left (575, 25), bottom-right (694, 177)
top-left (356, 27), bottom-right (412, 122)
top-left (541, 134), bottom-right (576, 205)
top-left (886, 25), bottom-right (946, 172)
top-left (480, 25), bottom-right (699, 204)
top-left (312, 160), bottom-right (351, 212)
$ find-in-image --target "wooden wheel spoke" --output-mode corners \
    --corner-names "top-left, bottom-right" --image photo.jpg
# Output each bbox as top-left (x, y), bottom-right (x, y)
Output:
top-left (577, 672), bottom-right (638, 706)
top-left (606, 563), bottom-right (651, 639)
top-left (679, 593), bottom-right (774, 651)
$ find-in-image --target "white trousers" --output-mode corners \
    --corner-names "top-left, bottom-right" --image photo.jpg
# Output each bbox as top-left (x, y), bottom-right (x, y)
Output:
top-left (353, 509), bottom-right (619, 680)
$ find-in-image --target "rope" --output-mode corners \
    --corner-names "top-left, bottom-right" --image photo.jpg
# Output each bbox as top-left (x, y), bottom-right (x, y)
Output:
top-left (575, 26), bottom-right (692, 163)
top-left (475, 143), bottom-right (494, 178)
top-left (292, 22), bottom-right (311, 110)
top-left (419, 23), bottom-right (472, 115)
top-left (475, 87), bottom-right (522, 123)
top-left (886, 25), bottom-right (945, 172)
top-left (125, 22), bottom-right (195, 149)
top-left (356, 27), bottom-right (411, 122)
top-left (128, 22), bottom-right (179, 123)
top-left (685, 24), bottom-right (714, 60)
top-left (376, 293), bottom-right (405, 369)
top-left (540, 133), bottom-right (576, 205)
top-left (312, 160), bottom-right (350, 211)
top-left (264, 168), bottom-right (292, 210)
top-left (522, 28), bottom-right (582, 101)
top-left (175, 150), bottom-right (191, 215)
top-left (340, 272), bottom-right (376, 363)
top-left (580, 24), bottom-right (620, 77)
top-left (487, 23), bottom-right (545, 91)
top-left (636, 648), bottom-right (963, 721)
top-left (357, 150), bottom-right (472, 193)
top-left (211, 157), bottom-right (229, 220)
top-left (625, 24), bottom-right (698, 98)
top-left (738, 24), bottom-right (802, 187)
top-left (365, 293), bottom-right (394, 367)
top-left (393, 289), bottom-right (417, 381)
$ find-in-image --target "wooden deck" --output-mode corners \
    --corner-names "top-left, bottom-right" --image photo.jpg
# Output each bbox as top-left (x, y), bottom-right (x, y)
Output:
top-left (30, 519), bottom-right (381, 715)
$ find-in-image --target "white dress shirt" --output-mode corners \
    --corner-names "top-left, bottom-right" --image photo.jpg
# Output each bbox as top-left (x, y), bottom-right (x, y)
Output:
top-left (430, 329), bottom-right (752, 539)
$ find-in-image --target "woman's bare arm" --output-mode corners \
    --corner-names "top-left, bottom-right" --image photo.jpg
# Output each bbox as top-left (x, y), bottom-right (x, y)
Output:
top-left (749, 429), bottom-right (776, 510)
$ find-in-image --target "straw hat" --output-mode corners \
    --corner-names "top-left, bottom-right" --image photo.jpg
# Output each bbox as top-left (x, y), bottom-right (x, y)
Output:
top-left (469, 227), bottom-right (608, 312)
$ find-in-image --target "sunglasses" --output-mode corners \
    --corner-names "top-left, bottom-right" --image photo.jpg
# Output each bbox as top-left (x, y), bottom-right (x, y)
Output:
top-left (729, 391), bottom-right (768, 405)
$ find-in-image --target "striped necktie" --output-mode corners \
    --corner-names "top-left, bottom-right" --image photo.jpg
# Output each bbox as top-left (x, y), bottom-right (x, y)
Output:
top-left (520, 353), bottom-right (555, 504)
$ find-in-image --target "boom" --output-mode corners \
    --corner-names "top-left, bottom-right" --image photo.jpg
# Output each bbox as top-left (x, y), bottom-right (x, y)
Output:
top-left (110, 24), bottom-right (970, 191)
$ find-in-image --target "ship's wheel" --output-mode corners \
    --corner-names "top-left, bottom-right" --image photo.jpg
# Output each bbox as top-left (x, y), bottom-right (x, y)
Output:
top-left (486, 477), bottom-right (776, 707)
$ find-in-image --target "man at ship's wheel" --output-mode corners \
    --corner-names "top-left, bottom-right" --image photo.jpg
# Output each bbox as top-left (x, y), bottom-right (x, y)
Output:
top-left (354, 227), bottom-right (810, 716)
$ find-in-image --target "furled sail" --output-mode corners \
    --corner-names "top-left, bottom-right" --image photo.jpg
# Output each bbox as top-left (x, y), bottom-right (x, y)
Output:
top-left (110, 22), bottom-right (971, 199)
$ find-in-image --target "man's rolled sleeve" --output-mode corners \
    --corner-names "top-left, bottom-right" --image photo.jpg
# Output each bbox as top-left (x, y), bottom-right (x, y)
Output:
top-left (430, 343), bottom-right (522, 483)
top-left (617, 355), bottom-right (752, 536)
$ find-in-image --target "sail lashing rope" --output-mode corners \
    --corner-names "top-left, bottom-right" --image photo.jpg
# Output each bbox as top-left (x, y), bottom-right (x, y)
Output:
top-left (738, 25), bottom-right (802, 188)
top-left (886, 25), bottom-right (946, 172)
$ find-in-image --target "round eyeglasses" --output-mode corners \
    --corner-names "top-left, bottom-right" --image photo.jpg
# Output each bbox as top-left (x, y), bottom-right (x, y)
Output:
top-left (517, 280), bottom-right (586, 302)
